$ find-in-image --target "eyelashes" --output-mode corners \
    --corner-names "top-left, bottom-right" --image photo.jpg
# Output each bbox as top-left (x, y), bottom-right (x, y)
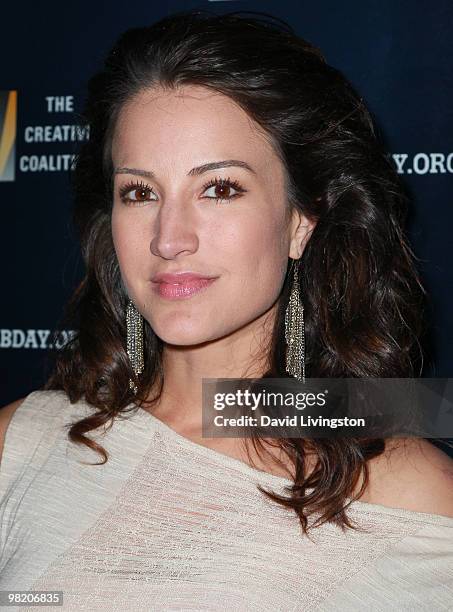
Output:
top-left (118, 176), bottom-right (246, 206)
top-left (118, 180), bottom-right (157, 206)
top-left (200, 176), bottom-right (246, 204)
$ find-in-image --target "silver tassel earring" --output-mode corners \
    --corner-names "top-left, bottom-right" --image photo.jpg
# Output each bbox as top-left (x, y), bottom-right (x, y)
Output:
top-left (126, 299), bottom-right (144, 394)
top-left (284, 260), bottom-right (306, 383)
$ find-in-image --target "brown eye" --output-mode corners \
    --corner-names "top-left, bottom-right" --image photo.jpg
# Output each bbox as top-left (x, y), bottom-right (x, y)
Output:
top-left (214, 183), bottom-right (231, 199)
top-left (119, 181), bottom-right (158, 205)
top-left (201, 177), bottom-right (245, 204)
top-left (134, 187), bottom-right (151, 201)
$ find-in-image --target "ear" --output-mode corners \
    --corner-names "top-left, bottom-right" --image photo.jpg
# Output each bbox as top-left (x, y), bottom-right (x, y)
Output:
top-left (288, 207), bottom-right (317, 259)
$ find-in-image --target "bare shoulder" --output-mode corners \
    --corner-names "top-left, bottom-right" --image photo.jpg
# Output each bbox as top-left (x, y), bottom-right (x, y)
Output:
top-left (0, 398), bottom-right (27, 464)
top-left (357, 437), bottom-right (453, 518)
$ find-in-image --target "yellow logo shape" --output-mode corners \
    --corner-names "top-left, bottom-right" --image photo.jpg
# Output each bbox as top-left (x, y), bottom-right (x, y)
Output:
top-left (0, 90), bottom-right (17, 181)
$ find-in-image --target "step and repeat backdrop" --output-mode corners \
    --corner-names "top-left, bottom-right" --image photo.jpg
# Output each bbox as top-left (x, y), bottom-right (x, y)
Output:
top-left (1, 1), bottom-right (452, 420)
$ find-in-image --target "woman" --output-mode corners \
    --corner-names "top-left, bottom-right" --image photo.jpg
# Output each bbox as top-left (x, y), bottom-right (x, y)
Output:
top-left (1, 10), bottom-right (452, 611)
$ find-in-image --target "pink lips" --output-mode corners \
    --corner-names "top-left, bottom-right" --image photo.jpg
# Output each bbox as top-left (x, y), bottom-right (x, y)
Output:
top-left (151, 272), bottom-right (218, 300)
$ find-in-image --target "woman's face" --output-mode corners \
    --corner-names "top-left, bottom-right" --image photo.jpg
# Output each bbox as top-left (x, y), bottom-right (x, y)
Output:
top-left (111, 84), bottom-right (314, 346)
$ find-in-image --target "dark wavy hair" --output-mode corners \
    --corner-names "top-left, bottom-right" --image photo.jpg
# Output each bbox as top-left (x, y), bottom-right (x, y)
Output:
top-left (45, 10), bottom-right (430, 535)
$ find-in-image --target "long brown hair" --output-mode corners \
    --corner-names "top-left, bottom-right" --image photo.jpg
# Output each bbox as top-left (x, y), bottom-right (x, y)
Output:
top-left (45, 11), bottom-right (430, 535)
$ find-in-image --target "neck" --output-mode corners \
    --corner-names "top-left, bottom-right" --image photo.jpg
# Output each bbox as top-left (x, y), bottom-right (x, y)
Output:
top-left (145, 302), bottom-right (278, 428)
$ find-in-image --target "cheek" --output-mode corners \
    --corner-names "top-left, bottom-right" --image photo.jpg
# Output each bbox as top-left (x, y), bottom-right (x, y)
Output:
top-left (111, 211), bottom-right (148, 283)
top-left (224, 214), bottom-right (289, 293)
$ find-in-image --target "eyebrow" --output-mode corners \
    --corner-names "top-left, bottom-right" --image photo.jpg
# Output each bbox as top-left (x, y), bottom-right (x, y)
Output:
top-left (114, 159), bottom-right (256, 179)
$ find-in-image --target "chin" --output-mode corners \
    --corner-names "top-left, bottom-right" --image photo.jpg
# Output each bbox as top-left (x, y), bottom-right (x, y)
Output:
top-left (152, 323), bottom-right (218, 347)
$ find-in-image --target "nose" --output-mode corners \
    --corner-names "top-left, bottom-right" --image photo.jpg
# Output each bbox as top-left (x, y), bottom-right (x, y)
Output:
top-left (150, 198), bottom-right (199, 260)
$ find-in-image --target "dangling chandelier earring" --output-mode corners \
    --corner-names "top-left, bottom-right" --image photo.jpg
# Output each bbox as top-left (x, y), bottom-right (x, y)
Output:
top-left (285, 260), bottom-right (306, 383)
top-left (126, 299), bottom-right (144, 395)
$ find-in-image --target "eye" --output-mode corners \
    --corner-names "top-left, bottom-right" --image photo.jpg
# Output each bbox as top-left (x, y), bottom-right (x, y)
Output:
top-left (119, 180), bottom-right (158, 206)
top-left (201, 177), bottom-right (246, 204)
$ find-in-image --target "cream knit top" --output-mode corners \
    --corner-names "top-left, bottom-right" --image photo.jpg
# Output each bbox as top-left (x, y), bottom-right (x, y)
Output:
top-left (0, 390), bottom-right (452, 611)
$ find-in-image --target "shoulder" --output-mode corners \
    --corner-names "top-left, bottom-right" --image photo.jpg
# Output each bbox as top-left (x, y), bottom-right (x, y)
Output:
top-left (0, 397), bottom-right (26, 464)
top-left (0, 390), bottom-right (83, 465)
top-left (0, 390), bottom-right (88, 496)
top-left (359, 437), bottom-right (453, 518)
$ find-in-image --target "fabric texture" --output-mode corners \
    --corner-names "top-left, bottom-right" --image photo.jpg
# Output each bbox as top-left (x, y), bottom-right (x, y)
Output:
top-left (0, 390), bottom-right (452, 611)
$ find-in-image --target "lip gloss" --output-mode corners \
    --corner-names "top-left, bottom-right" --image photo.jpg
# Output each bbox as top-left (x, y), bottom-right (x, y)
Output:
top-left (153, 278), bottom-right (217, 299)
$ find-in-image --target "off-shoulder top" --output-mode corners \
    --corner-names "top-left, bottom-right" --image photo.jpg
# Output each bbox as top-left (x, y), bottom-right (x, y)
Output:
top-left (0, 391), bottom-right (452, 611)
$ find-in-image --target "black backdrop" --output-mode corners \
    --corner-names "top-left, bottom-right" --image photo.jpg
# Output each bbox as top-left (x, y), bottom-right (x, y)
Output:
top-left (1, 1), bottom-right (452, 445)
